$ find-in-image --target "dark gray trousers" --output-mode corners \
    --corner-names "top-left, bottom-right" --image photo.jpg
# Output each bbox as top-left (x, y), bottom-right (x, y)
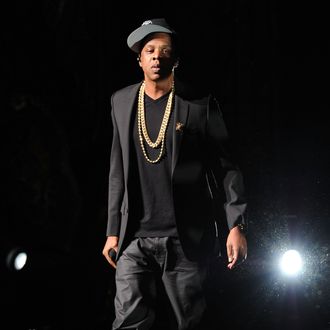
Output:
top-left (112, 237), bottom-right (208, 330)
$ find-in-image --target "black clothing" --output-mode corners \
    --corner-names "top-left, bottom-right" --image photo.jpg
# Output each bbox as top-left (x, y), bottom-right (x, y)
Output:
top-left (113, 237), bottom-right (207, 330)
top-left (132, 92), bottom-right (177, 238)
top-left (107, 80), bottom-right (247, 330)
top-left (107, 80), bottom-right (247, 260)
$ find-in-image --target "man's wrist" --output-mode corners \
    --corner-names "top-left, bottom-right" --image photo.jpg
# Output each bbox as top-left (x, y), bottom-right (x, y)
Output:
top-left (234, 223), bottom-right (247, 235)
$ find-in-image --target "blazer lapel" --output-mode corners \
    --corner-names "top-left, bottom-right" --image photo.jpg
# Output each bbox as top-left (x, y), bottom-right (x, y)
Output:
top-left (172, 95), bottom-right (189, 176)
top-left (122, 84), bottom-right (140, 180)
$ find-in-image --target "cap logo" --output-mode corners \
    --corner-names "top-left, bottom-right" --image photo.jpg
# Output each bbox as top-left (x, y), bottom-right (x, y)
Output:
top-left (142, 20), bottom-right (153, 26)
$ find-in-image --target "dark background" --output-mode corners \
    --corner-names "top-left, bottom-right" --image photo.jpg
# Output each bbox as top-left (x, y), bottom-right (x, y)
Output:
top-left (1, 1), bottom-right (329, 329)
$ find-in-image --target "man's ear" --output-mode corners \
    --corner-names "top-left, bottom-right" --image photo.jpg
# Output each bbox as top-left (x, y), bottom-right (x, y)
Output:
top-left (173, 58), bottom-right (179, 70)
top-left (137, 55), bottom-right (142, 67)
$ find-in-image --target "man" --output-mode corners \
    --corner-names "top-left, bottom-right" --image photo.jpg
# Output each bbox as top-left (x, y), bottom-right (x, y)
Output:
top-left (102, 18), bottom-right (248, 330)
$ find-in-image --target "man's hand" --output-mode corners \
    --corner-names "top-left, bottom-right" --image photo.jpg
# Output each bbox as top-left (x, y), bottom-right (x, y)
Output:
top-left (226, 226), bottom-right (247, 270)
top-left (102, 236), bottom-right (119, 269)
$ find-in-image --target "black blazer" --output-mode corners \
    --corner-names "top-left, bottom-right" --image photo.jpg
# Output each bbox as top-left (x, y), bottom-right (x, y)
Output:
top-left (106, 80), bottom-right (247, 261)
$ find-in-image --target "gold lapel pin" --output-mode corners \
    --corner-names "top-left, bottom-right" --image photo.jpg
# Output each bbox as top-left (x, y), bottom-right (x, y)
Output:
top-left (175, 122), bottom-right (184, 132)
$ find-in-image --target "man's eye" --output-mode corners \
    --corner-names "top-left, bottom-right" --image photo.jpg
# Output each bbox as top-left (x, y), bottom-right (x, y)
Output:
top-left (162, 49), bottom-right (172, 56)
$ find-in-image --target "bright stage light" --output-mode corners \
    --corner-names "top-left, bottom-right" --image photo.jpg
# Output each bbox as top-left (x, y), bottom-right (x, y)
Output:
top-left (6, 248), bottom-right (28, 271)
top-left (279, 249), bottom-right (303, 276)
top-left (13, 252), bottom-right (27, 270)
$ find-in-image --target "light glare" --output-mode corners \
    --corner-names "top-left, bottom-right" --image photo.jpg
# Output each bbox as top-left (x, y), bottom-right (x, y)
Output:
top-left (14, 252), bottom-right (28, 270)
top-left (280, 249), bottom-right (303, 276)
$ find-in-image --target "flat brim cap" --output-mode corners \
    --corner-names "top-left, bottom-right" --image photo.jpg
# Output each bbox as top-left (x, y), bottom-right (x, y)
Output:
top-left (127, 18), bottom-right (174, 53)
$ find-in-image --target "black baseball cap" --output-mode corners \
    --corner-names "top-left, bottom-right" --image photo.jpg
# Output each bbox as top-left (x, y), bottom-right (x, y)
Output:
top-left (127, 18), bottom-right (176, 53)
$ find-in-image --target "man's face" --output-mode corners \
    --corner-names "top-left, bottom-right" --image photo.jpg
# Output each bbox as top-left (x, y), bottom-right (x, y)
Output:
top-left (139, 33), bottom-right (176, 82)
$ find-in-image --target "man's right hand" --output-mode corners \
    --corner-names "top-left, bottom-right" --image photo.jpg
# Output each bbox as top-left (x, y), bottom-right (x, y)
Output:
top-left (102, 236), bottom-right (119, 269)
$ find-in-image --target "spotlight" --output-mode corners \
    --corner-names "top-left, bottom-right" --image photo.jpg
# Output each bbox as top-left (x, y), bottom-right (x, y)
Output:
top-left (6, 247), bottom-right (28, 271)
top-left (279, 249), bottom-right (303, 276)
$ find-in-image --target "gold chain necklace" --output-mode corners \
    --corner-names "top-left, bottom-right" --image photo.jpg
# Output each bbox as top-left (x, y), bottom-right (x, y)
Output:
top-left (137, 80), bottom-right (174, 163)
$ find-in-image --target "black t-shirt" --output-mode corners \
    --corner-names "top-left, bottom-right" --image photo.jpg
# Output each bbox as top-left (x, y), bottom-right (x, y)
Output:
top-left (132, 92), bottom-right (177, 237)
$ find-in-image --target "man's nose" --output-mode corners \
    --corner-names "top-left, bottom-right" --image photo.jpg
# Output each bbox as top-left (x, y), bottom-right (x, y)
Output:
top-left (152, 50), bottom-right (162, 60)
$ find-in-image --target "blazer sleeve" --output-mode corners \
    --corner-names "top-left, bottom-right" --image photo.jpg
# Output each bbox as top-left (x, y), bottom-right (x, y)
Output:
top-left (205, 95), bottom-right (248, 231)
top-left (106, 94), bottom-right (125, 236)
